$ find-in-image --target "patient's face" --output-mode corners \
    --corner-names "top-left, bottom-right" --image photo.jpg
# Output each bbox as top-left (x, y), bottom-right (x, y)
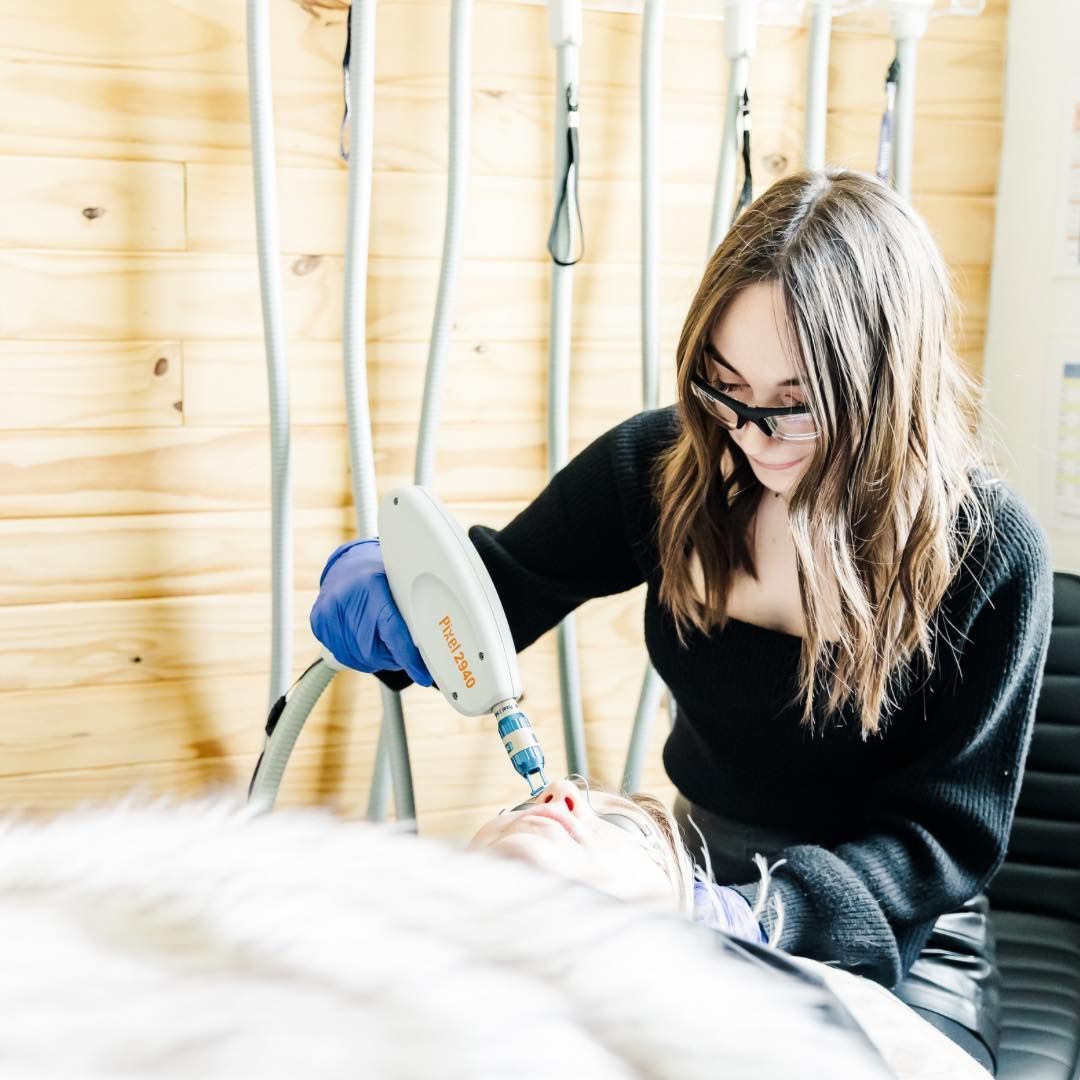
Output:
top-left (467, 777), bottom-right (681, 909)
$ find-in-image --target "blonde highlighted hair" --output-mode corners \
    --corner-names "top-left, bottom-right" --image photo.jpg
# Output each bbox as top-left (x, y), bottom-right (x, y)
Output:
top-left (627, 792), bottom-right (696, 915)
top-left (656, 168), bottom-right (997, 738)
top-left (630, 791), bottom-right (785, 940)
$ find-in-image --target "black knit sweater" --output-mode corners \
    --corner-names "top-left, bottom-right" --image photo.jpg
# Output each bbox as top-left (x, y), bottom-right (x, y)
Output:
top-left (465, 406), bottom-right (1055, 988)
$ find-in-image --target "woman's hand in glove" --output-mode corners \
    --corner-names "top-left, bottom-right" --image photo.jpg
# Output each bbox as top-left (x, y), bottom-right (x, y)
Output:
top-left (309, 538), bottom-right (433, 687)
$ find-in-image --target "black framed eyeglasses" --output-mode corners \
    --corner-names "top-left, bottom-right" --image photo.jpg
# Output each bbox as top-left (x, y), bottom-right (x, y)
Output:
top-left (689, 372), bottom-right (820, 442)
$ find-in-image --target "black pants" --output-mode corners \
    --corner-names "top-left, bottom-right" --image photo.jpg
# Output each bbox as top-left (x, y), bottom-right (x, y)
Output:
top-left (911, 1008), bottom-right (996, 1074)
top-left (893, 893), bottom-right (1000, 1075)
top-left (673, 795), bottom-right (1000, 1075)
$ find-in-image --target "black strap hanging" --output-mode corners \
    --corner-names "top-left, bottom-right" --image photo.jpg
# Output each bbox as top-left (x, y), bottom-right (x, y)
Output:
top-left (734, 88), bottom-right (753, 218)
top-left (339, 11), bottom-right (352, 161)
top-left (547, 83), bottom-right (585, 267)
top-left (876, 55), bottom-right (899, 184)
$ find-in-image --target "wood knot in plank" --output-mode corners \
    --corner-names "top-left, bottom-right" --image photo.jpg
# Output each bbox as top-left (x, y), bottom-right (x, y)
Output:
top-left (291, 254), bottom-right (323, 276)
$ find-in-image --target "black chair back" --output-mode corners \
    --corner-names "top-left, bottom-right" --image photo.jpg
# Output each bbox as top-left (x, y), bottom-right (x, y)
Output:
top-left (987, 572), bottom-right (1080, 923)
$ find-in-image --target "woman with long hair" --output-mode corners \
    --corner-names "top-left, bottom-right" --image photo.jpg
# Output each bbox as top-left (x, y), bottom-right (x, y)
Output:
top-left (312, 168), bottom-right (1054, 1074)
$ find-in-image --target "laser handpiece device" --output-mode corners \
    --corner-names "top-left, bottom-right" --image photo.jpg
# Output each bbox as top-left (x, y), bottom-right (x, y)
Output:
top-left (314, 486), bottom-right (547, 796)
top-left (249, 486), bottom-right (548, 812)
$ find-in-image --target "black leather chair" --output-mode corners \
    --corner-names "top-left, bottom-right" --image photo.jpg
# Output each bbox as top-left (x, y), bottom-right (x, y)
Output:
top-left (988, 571), bottom-right (1080, 1079)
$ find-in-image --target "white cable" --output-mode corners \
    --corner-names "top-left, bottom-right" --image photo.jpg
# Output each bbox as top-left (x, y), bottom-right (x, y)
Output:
top-left (335, 0), bottom-right (417, 825)
top-left (248, 659), bottom-right (338, 814)
top-left (623, 0), bottom-right (668, 796)
top-left (886, 0), bottom-right (931, 201)
top-left (892, 34), bottom-right (920, 202)
top-left (245, 0), bottom-right (294, 711)
top-left (641, 0), bottom-right (664, 412)
top-left (369, 0), bottom-right (474, 820)
top-left (415, 0), bottom-right (473, 488)
top-left (549, 36), bottom-right (589, 778)
top-left (708, 55), bottom-right (750, 256)
top-left (805, 0), bottom-right (832, 170)
top-left (249, 0), bottom-right (477, 824)
top-left (339, 0), bottom-right (423, 825)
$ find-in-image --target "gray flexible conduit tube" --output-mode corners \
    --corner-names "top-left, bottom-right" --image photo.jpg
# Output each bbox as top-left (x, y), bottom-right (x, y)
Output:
top-left (734, 88), bottom-right (753, 218)
top-left (414, 0), bottom-right (473, 491)
top-left (892, 35), bottom-right (918, 202)
top-left (549, 41), bottom-right (588, 779)
top-left (337, 0), bottom-right (417, 826)
top-left (246, 0), bottom-right (294, 711)
top-left (244, 0), bottom-right (334, 815)
top-left (876, 56), bottom-right (900, 186)
top-left (244, 0), bottom-right (402, 818)
top-left (248, 659), bottom-right (338, 814)
top-left (248, 0), bottom-right (475, 821)
top-left (707, 53), bottom-right (749, 257)
top-left (367, 0), bottom-right (473, 820)
top-left (804, 0), bottom-right (832, 171)
top-left (639, 0), bottom-right (663, 418)
top-left (632, 0), bottom-right (754, 784)
top-left (622, 0), bottom-right (668, 795)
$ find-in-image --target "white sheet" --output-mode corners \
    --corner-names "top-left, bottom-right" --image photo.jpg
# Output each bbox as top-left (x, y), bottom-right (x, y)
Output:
top-left (789, 958), bottom-right (992, 1079)
top-left (0, 796), bottom-right (984, 1079)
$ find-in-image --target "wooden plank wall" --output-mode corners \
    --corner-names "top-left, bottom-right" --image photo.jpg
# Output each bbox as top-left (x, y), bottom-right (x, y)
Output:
top-left (0, 0), bottom-right (1007, 838)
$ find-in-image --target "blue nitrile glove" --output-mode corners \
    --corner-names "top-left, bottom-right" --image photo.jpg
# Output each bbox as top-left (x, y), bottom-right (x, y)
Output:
top-left (693, 881), bottom-right (768, 944)
top-left (310, 539), bottom-right (433, 686)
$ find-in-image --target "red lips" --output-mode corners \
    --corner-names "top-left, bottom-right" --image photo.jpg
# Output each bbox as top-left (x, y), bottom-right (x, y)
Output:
top-left (515, 805), bottom-right (583, 844)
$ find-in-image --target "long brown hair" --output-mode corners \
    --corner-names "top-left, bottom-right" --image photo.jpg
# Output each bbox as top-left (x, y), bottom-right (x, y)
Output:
top-left (655, 168), bottom-right (997, 737)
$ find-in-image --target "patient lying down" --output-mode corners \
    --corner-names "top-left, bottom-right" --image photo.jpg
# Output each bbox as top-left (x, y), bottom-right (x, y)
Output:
top-left (468, 775), bottom-right (776, 944)
top-left (467, 775), bottom-right (994, 1080)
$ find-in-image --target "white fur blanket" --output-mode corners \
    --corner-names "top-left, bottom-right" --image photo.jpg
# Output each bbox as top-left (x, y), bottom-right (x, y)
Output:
top-left (0, 797), bottom-right (983, 1079)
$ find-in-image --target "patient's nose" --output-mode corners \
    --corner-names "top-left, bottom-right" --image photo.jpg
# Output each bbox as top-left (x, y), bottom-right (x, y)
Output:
top-left (540, 778), bottom-right (583, 815)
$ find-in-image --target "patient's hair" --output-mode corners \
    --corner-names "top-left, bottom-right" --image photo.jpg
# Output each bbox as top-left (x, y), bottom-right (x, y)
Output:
top-left (626, 791), bottom-right (696, 915)
top-left (624, 789), bottom-right (784, 940)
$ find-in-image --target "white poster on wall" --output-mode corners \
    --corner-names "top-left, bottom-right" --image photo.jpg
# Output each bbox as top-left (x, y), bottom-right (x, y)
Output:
top-left (1050, 348), bottom-right (1080, 530)
top-left (1058, 80), bottom-right (1080, 276)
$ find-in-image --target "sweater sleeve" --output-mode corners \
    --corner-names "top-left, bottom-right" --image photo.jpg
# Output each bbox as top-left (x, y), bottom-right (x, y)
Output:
top-left (465, 412), bottom-right (662, 654)
top-left (732, 497), bottom-right (1055, 987)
